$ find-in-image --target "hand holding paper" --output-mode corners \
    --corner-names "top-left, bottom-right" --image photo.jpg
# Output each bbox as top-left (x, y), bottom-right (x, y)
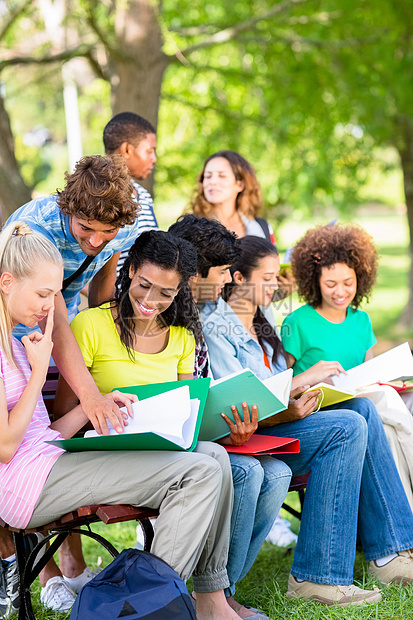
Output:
top-left (199, 368), bottom-right (293, 441)
top-left (297, 360), bottom-right (346, 388)
top-left (259, 385), bottom-right (319, 426)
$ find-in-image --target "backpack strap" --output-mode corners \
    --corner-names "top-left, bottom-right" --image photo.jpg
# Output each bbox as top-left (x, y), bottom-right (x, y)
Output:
top-left (62, 255), bottom-right (95, 292)
top-left (255, 217), bottom-right (272, 243)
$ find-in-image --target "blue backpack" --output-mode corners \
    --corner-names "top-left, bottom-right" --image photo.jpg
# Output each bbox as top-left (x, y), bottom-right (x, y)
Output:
top-left (70, 548), bottom-right (196, 619)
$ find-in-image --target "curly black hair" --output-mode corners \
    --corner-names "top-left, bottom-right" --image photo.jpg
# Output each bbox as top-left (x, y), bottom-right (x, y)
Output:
top-left (291, 224), bottom-right (378, 308)
top-left (169, 214), bottom-right (241, 277)
top-left (114, 230), bottom-right (203, 358)
top-left (103, 112), bottom-right (156, 154)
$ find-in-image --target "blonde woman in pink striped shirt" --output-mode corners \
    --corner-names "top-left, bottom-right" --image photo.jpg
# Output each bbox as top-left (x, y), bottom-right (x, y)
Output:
top-left (0, 221), bottom-right (239, 620)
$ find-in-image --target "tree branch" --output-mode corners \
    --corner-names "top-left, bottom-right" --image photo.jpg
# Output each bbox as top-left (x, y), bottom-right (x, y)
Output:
top-left (175, 0), bottom-right (309, 57)
top-left (84, 4), bottom-right (120, 60)
top-left (0, 44), bottom-right (95, 71)
top-left (169, 10), bottom-right (341, 36)
top-left (281, 10), bottom-right (342, 26)
top-left (268, 26), bottom-right (386, 49)
top-left (175, 60), bottom-right (258, 81)
top-left (0, 0), bottom-right (34, 41)
top-left (163, 93), bottom-right (278, 131)
top-left (84, 50), bottom-right (110, 81)
top-left (169, 25), bottom-right (219, 36)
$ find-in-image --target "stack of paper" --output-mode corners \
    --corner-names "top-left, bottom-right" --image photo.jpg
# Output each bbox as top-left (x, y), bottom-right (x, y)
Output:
top-left (332, 342), bottom-right (413, 391)
top-left (84, 386), bottom-right (200, 449)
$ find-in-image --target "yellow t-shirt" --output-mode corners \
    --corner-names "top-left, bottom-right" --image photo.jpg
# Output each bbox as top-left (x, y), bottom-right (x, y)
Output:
top-left (70, 303), bottom-right (196, 394)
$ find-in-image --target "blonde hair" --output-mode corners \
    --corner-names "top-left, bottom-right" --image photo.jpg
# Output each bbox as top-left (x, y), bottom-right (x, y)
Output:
top-left (0, 221), bottom-right (63, 367)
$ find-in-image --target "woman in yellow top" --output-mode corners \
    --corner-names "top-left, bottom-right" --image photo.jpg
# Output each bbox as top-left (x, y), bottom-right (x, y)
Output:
top-left (68, 230), bottom-right (200, 392)
top-left (55, 230), bottom-right (251, 620)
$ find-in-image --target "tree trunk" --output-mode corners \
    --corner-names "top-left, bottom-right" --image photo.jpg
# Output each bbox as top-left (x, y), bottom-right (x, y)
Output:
top-left (398, 117), bottom-right (413, 327)
top-left (0, 95), bottom-right (32, 222)
top-left (112, 0), bottom-right (169, 128)
top-left (111, 0), bottom-right (169, 195)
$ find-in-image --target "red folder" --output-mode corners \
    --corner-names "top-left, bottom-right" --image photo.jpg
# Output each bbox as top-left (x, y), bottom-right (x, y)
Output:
top-left (377, 381), bottom-right (413, 393)
top-left (224, 434), bottom-right (300, 456)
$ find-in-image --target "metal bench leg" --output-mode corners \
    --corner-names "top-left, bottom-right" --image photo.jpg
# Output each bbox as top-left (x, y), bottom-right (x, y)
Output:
top-left (16, 531), bottom-right (68, 620)
top-left (282, 488), bottom-right (306, 521)
top-left (13, 533), bottom-right (34, 620)
top-left (15, 527), bottom-right (120, 620)
top-left (298, 488), bottom-right (305, 514)
top-left (138, 518), bottom-right (154, 551)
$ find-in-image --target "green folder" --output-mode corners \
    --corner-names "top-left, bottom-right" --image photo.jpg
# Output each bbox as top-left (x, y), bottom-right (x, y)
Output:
top-left (47, 378), bottom-right (211, 453)
top-left (198, 369), bottom-right (292, 442)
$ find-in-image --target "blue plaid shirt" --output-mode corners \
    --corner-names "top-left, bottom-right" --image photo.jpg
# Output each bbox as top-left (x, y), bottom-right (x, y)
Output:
top-left (7, 195), bottom-right (139, 338)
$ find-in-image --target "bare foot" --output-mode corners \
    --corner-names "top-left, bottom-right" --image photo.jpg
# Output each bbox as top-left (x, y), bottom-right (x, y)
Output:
top-left (195, 591), bottom-right (242, 620)
top-left (226, 595), bottom-right (257, 619)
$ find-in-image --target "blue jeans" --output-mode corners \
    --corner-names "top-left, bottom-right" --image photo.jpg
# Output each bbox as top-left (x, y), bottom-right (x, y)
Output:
top-left (257, 397), bottom-right (413, 584)
top-left (226, 454), bottom-right (291, 597)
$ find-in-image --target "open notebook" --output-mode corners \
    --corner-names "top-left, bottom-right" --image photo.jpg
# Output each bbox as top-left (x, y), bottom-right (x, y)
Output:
top-left (48, 378), bottom-right (210, 452)
top-left (84, 386), bottom-right (199, 449)
top-left (304, 342), bottom-right (413, 408)
top-left (199, 368), bottom-right (293, 442)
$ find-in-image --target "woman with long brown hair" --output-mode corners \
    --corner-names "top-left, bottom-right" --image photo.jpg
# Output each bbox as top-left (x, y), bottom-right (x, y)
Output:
top-left (190, 151), bottom-right (274, 241)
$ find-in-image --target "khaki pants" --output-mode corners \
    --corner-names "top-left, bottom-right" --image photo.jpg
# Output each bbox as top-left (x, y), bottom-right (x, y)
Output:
top-left (29, 442), bottom-right (233, 592)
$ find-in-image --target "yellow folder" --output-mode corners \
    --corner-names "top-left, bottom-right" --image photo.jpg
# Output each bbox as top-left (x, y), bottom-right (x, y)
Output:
top-left (305, 383), bottom-right (355, 409)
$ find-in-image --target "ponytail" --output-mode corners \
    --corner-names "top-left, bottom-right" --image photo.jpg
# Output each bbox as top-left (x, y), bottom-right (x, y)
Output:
top-left (0, 221), bottom-right (63, 367)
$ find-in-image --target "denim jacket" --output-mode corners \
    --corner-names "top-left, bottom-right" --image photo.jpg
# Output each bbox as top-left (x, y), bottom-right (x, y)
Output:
top-left (200, 298), bottom-right (287, 381)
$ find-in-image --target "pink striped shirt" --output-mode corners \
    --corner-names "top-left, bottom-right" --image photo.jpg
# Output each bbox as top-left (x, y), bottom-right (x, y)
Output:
top-left (0, 337), bottom-right (64, 528)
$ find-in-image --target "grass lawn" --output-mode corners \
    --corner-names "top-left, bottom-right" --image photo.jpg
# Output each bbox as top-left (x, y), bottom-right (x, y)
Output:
top-left (26, 513), bottom-right (413, 620)
top-left (19, 210), bottom-right (413, 619)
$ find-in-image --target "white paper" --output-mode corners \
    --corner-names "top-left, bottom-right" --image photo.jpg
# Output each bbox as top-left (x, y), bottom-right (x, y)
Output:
top-left (179, 399), bottom-right (200, 448)
top-left (85, 385), bottom-right (199, 448)
top-left (262, 368), bottom-right (293, 406)
top-left (332, 342), bottom-right (413, 392)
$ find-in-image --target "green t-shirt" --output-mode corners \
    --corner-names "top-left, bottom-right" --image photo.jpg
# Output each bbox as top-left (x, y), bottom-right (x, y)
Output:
top-left (281, 304), bottom-right (376, 375)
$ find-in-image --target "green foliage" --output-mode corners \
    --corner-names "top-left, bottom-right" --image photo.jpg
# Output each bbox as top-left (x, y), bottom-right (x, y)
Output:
top-left (2, 0), bottom-right (410, 220)
top-left (155, 0), bottom-right (411, 219)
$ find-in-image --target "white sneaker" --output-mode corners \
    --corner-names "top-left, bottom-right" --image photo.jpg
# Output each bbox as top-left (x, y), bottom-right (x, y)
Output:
top-left (63, 567), bottom-right (102, 592)
top-left (40, 576), bottom-right (76, 612)
top-left (265, 514), bottom-right (298, 547)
